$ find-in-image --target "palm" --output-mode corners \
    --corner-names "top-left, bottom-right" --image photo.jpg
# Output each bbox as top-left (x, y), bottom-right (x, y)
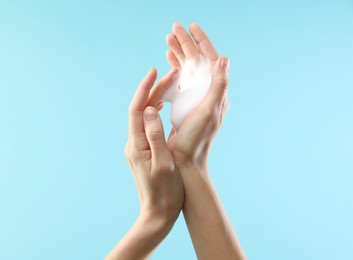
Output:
top-left (147, 23), bottom-right (229, 159)
top-left (164, 23), bottom-right (220, 153)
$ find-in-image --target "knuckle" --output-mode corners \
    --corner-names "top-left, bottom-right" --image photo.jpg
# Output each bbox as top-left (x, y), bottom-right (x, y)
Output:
top-left (218, 77), bottom-right (229, 90)
top-left (154, 162), bottom-right (175, 175)
top-left (211, 75), bottom-right (229, 90)
top-left (129, 149), bottom-right (141, 161)
top-left (147, 128), bottom-right (163, 143)
top-left (203, 110), bottom-right (221, 131)
top-left (159, 163), bottom-right (174, 174)
top-left (203, 106), bottom-right (218, 121)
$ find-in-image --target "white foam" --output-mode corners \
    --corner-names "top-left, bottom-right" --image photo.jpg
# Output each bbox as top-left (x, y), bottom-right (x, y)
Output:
top-left (160, 55), bottom-right (212, 130)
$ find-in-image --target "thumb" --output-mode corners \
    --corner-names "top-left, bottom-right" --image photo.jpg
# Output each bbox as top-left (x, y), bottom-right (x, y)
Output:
top-left (204, 57), bottom-right (230, 109)
top-left (143, 106), bottom-right (168, 158)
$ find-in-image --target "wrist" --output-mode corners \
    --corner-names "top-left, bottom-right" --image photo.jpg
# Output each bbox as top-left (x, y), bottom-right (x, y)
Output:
top-left (174, 157), bottom-right (209, 176)
top-left (171, 146), bottom-right (210, 174)
top-left (105, 211), bottom-right (177, 260)
top-left (139, 209), bottom-right (178, 234)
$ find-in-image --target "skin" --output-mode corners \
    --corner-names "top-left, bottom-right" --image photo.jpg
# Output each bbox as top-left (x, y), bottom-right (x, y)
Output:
top-left (105, 68), bottom-right (184, 260)
top-left (105, 23), bottom-right (246, 260)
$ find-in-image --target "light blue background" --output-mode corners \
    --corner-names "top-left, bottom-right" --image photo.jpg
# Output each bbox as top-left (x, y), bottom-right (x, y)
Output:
top-left (1, 0), bottom-right (353, 259)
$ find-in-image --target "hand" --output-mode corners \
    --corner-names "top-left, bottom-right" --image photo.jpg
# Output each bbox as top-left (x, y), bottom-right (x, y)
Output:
top-left (147, 23), bottom-right (230, 170)
top-left (106, 68), bottom-right (184, 260)
top-left (125, 67), bottom-right (183, 223)
top-left (146, 24), bottom-right (246, 260)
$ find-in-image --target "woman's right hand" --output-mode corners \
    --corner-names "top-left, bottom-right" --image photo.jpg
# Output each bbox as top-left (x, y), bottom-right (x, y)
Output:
top-left (147, 25), bottom-right (246, 260)
top-left (168, 57), bottom-right (230, 170)
top-left (148, 23), bottom-right (231, 170)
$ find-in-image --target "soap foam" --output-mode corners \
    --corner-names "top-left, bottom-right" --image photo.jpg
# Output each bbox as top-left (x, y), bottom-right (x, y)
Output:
top-left (160, 55), bottom-right (212, 130)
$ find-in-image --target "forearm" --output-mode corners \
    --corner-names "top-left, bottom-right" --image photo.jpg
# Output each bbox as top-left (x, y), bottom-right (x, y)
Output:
top-left (179, 162), bottom-right (247, 260)
top-left (105, 213), bottom-right (174, 260)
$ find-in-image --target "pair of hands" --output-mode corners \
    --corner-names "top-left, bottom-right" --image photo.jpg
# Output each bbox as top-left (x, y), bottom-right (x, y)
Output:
top-left (105, 23), bottom-right (242, 260)
top-left (125, 22), bottom-right (230, 226)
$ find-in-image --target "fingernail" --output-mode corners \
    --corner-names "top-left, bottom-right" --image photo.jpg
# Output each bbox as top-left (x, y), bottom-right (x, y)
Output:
top-left (220, 57), bottom-right (230, 72)
top-left (144, 106), bottom-right (157, 121)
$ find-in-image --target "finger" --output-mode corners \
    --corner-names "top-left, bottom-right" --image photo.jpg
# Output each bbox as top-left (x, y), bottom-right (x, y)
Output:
top-left (202, 57), bottom-right (230, 109)
top-left (189, 23), bottom-right (219, 62)
top-left (166, 33), bottom-right (185, 64)
top-left (166, 49), bottom-right (180, 67)
top-left (167, 127), bottom-right (176, 143)
top-left (223, 93), bottom-right (230, 115)
top-left (130, 68), bottom-right (157, 112)
top-left (172, 22), bottom-right (200, 59)
top-left (147, 67), bottom-right (179, 108)
top-left (220, 92), bottom-right (230, 123)
top-left (166, 129), bottom-right (176, 151)
top-left (143, 106), bottom-right (169, 159)
top-left (156, 102), bottom-right (164, 111)
top-left (129, 68), bottom-right (157, 138)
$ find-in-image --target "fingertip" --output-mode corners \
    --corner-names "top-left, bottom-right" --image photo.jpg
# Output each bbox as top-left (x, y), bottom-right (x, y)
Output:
top-left (173, 21), bottom-right (181, 27)
top-left (144, 105), bottom-right (153, 111)
top-left (150, 67), bottom-right (157, 74)
top-left (163, 66), bottom-right (179, 79)
top-left (141, 68), bottom-right (157, 89)
top-left (150, 67), bottom-right (158, 79)
top-left (146, 67), bottom-right (156, 75)
top-left (156, 102), bottom-right (164, 111)
top-left (219, 57), bottom-right (230, 72)
top-left (166, 33), bottom-right (173, 44)
top-left (189, 22), bottom-right (199, 31)
top-left (144, 106), bottom-right (157, 121)
top-left (162, 67), bottom-right (179, 87)
top-left (172, 22), bottom-right (183, 32)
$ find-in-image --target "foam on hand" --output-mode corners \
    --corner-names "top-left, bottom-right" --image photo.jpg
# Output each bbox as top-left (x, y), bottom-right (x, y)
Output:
top-left (160, 55), bottom-right (212, 130)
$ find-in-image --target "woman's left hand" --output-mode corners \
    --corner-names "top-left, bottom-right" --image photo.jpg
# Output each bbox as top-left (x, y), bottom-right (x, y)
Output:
top-left (105, 67), bottom-right (183, 260)
top-left (124, 67), bottom-right (184, 223)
